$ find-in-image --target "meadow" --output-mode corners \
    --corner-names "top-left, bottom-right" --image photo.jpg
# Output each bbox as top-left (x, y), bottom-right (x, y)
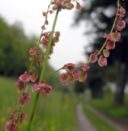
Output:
top-left (1, 76), bottom-right (126, 131)
top-left (0, 76), bottom-right (78, 131)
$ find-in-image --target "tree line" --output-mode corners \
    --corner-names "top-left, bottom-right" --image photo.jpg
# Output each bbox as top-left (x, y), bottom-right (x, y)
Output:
top-left (0, 17), bottom-right (35, 77)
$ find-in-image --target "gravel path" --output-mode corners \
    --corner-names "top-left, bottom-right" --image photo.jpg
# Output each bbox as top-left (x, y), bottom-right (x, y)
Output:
top-left (76, 103), bottom-right (97, 131)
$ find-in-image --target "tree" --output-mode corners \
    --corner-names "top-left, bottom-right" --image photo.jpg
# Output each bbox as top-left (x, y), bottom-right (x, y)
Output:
top-left (0, 17), bottom-right (33, 77)
top-left (87, 64), bottom-right (105, 99)
top-left (74, 81), bottom-right (86, 94)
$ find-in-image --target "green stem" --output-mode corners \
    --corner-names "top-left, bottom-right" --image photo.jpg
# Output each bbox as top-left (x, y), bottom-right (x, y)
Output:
top-left (26, 93), bottom-right (40, 131)
top-left (97, 0), bottom-right (120, 55)
top-left (39, 9), bottom-right (60, 82)
top-left (47, 66), bottom-right (63, 78)
top-left (26, 9), bottom-right (60, 131)
top-left (85, 0), bottom-right (120, 65)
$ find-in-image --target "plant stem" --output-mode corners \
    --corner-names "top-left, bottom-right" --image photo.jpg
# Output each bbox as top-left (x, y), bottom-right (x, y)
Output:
top-left (26, 92), bottom-right (40, 131)
top-left (97, 0), bottom-right (120, 55)
top-left (85, 0), bottom-right (120, 64)
top-left (47, 66), bottom-right (63, 78)
top-left (39, 9), bottom-right (60, 82)
top-left (26, 9), bottom-right (60, 131)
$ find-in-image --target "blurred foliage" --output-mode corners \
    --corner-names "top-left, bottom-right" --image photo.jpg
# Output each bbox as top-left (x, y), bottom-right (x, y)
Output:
top-left (86, 64), bottom-right (105, 99)
top-left (0, 16), bottom-right (34, 77)
top-left (74, 81), bottom-right (86, 94)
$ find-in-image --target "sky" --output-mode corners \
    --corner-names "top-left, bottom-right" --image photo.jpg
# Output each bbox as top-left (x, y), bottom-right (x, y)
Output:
top-left (0, 0), bottom-right (87, 69)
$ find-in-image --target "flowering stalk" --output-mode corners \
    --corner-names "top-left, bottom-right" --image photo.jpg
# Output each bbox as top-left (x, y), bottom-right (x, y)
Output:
top-left (88, 0), bottom-right (126, 67)
top-left (59, 0), bottom-right (126, 85)
top-left (97, 0), bottom-right (120, 56)
top-left (5, 0), bottom-right (127, 131)
top-left (26, 9), bottom-right (60, 131)
top-left (39, 9), bottom-right (60, 82)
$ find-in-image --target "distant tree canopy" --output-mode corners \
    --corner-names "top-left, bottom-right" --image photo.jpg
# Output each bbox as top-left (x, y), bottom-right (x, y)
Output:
top-left (0, 17), bottom-right (34, 77)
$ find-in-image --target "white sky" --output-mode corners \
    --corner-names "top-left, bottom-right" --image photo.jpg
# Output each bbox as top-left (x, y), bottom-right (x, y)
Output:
top-left (0, 0), bottom-right (87, 69)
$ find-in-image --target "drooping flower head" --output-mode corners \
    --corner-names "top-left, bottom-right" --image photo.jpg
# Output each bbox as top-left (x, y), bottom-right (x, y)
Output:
top-left (5, 120), bottom-right (17, 131)
top-left (116, 20), bottom-right (126, 31)
top-left (117, 6), bottom-right (126, 18)
top-left (98, 55), bottom-right (107, 67)
top-left (19, 92), bottom-right (31, 106)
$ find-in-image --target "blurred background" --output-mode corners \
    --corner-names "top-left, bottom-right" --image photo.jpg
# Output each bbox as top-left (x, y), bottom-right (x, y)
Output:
top-left (0, 0), bottom-right (128, 131)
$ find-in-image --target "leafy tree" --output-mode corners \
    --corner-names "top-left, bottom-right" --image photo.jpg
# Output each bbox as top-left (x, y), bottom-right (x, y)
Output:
top-left (74, 81), bottom-right (86, 94)
top-left (0, 17), bottom-right (33, 77)
top-left (87, 64), bottom-right (105, 99)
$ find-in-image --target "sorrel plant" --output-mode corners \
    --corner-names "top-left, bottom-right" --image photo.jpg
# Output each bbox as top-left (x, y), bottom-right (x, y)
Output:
top-left (5, 0), bottom-right (127, 131)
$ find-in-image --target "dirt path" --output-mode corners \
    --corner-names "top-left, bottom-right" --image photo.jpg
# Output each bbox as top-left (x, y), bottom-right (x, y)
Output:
top-left (76, 103), bottom-right (97, 131)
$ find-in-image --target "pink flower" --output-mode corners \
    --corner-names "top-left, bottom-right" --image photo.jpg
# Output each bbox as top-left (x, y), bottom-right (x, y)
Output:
top-left (42, 37), bottom-right (48, 48)
top-left (41, 32), bottom-right (49, 48)
top-left (103, 32), bottom-right (121, 42)
top-left (81, 64), bottom-right (90, 72)
top-left (29, 47), bottom-right (37, 56)
top-left (19, 112), bottom-right (27, 123)
top-left (5, 120), bottom-right (17, 131)
top-left (72, 71), bottom-right (81, 81)
top-left (32, 83), bottom-right (41, 92)
top-left (89, 52), bottom-right (97, 63)
top-left (98, 55), bottom-right (107, 67)
top-left (64, 63), bottom-right (76, 71)
top-left (41, 84), bottom-right (52, 96)
top-left (19, 71), bottom-right (31, 83)
top-left (55, 31), bottom-right (60, 37)
top-left (117, 6), bottom-right (126, 18)
top-left (72, 70), bottom-right (88, 82)
top-left (59, 72), bottom-right (73, 85)
top-left (30, 72), bottom-right (38, 82)
top-left (105, 41), bottom-right (115, 50)
top-left (32, 83), bottom-right (46, 92)
top-left (32, 83), bottom-right (52, 95)
top-left (10, 111), bottom-right (16, 119)
top-left (54, 0), bottom-right (62, 8)
top-left (110, 32), bottom-right (121, 42)
top-left (103, 49), bottom-right (110, 58)
top-left (16, 80), bottom-right (26, 93)
top-left (78, 71), bottom-right (88, 82)
top-left (116, 20), bottom-right (126, 31)
top-left (19, 92), bottom-right (31, 105)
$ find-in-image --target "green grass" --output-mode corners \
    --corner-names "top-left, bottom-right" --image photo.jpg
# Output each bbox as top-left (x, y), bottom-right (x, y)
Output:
top-left (1, 76), bottom-right (124, 131)
top-left (91, 94), bottom-right (128, 121)
top-left (0, 76), bottom-right (18, 129)
top-left (83, 105), bottom-right (116, 131)
top-left (0, 76), bottom-right (78, 131)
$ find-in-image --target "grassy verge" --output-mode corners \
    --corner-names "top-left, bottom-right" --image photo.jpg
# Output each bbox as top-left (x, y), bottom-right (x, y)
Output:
top-left (0, 76), bottom-right (18, 129)
top-left (83, 105), bottom-right (116, 131)
top-left (0, 76), bottom-right (78, 131)
top-left (91, 94), bottom-right (128, 121)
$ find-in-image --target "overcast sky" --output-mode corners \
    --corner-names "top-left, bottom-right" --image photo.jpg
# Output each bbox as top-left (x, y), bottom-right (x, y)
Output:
top-left (0, 0), bottom-right (87, 69)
